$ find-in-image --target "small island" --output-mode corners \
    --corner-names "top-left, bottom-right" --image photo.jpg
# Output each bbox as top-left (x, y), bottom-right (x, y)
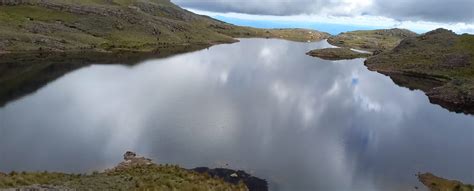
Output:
top-left (306, 47), bottom-right (370, 60)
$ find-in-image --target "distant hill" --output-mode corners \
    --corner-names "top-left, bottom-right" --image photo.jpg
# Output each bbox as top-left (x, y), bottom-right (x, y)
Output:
top-left (365, 28), bottom-right (474, 114)
top-left (328, 28), bottom-right (417, 51)
top-left (0, 0), bottom-right (329, 52)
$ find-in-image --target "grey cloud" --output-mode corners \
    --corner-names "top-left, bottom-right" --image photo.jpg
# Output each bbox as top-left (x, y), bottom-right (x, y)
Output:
top-left (172, 0), bottom-right (335, 16)
top-left (371, 0), bottom-right (474, 23)
top-left (171, 0), bottom-right (474, 23)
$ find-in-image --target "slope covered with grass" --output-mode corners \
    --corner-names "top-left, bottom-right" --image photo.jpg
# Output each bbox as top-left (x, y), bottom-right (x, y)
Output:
top-left (0, 0), bottom-right (329, 52)
top-left (365, 29), bottom-right (474, 114)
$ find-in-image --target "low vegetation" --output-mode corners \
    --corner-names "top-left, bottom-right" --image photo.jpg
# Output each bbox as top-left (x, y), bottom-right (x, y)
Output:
top-left (418, 173), bottom-right (474, 191)
top-left (0, 152), bottom-right (250, 191)
top-left (0, 165), bottom-right (248, 190)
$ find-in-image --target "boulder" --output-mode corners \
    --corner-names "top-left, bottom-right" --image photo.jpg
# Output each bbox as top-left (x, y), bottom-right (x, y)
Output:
top-left (123, 151), bottom-right (137, 161)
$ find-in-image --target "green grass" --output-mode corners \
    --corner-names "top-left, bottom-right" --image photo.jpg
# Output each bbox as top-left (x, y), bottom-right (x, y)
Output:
top-left (0, 1), bottom-right (329, 53)
top-left (0, 6), bottom-right (77, 23)
top-left (418, 173), bottom-right (474, 191)
top-left (0, 165), bottom-right (248, 190)
top-left (456, 34), bottom-right (474, 54)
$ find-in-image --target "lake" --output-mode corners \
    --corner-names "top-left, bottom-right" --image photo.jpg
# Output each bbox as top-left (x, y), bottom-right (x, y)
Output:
top-left (0, 39), bottom-right (473, 191)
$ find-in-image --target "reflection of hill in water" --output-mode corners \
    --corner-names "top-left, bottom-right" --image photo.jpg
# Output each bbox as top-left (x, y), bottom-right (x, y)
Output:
top-left (0, 45), bottom-right (207, 107)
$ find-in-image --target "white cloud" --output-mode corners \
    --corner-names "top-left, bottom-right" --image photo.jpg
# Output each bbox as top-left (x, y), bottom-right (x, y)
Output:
top-left (173, 0), bottom-right (474, 23)
top-left (188, 9), bottom-right (474, 34)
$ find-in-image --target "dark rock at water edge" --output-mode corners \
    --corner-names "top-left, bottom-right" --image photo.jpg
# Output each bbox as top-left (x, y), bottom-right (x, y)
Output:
top-left (192, 167), bottom-right (269, 191)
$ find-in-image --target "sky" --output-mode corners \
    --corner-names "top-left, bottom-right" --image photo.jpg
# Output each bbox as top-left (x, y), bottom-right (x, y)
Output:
top-left (171, 0), bottom-right (474, 35)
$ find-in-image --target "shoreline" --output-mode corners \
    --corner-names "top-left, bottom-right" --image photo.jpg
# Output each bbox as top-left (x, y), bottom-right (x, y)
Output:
top-left (0, 151), bottom-right (268, 191)
top-left (311, 28), bottom-right (474, 115)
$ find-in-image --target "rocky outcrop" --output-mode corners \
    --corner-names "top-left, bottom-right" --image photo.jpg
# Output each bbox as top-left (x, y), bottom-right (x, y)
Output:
top-left (109, 151), bottom-right (154, 171)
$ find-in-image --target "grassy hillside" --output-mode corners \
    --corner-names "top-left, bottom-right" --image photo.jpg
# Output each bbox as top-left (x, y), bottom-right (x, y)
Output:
top-left (327, 28), bottom-right (417, 51)
top-left (365, 29), bottom-right (474, 114)
top-left (0, 0), bottom-right (329, 52)
top-left (0, 165), bottom-right (249, 190)
top-left (418, 173), bottom-right (474, 191)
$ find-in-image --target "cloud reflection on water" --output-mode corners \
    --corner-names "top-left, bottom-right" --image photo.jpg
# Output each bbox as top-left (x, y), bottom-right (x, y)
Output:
top-left (0, 39), bottom-right (473, 191)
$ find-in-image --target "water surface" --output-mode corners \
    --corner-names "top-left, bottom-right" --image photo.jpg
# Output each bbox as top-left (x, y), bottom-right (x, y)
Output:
top-left (0, 39), bottom-right (473, 191)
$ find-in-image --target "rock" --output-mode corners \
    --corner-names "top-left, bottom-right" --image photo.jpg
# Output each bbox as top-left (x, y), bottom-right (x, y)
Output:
top-left (192, 167), bottom-right (268, 191)
top-left (110, 151), bottom-right (154, 172)
top-left (373, 49), bottom-right (384, 56)
top-left (123, 151), bottom-right (137, 161)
